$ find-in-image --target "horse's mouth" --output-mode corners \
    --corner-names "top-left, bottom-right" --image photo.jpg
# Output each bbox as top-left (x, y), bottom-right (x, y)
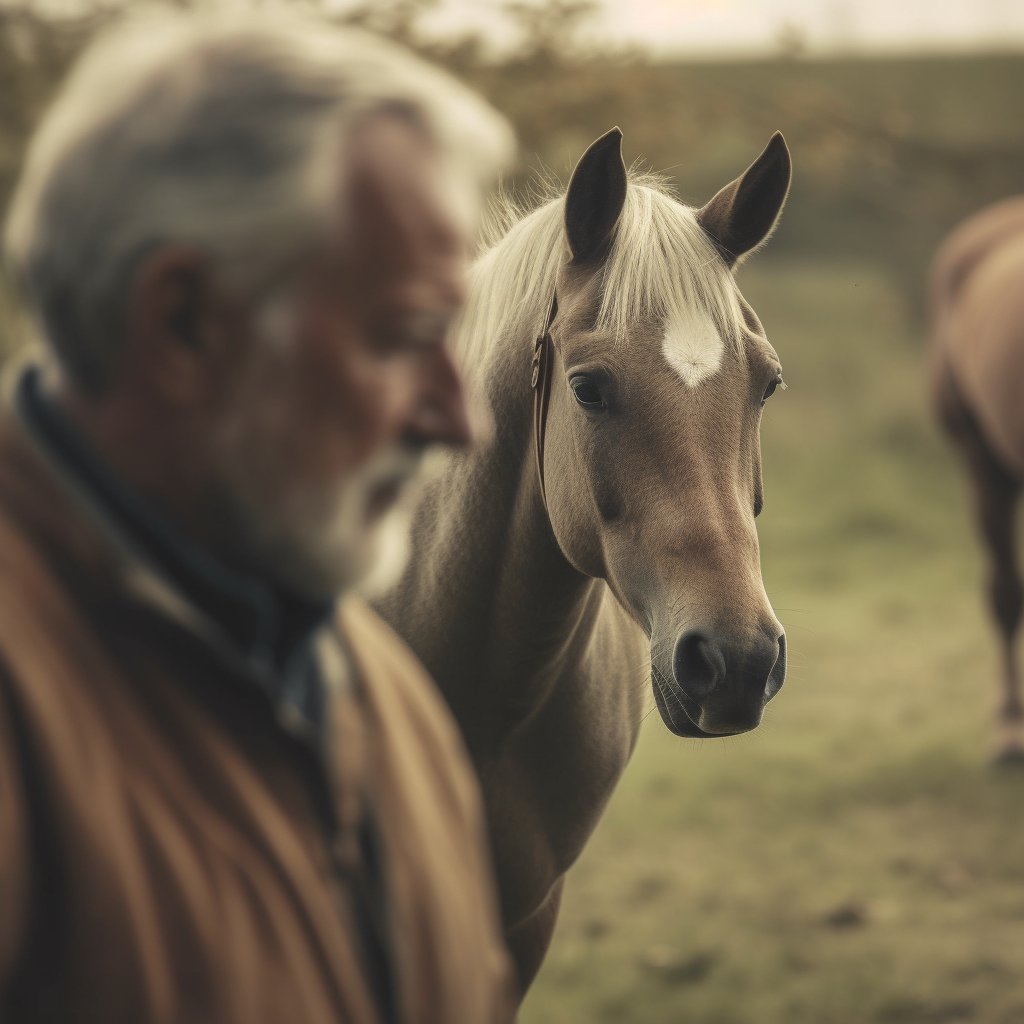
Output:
top-left (650, 665), bottom-right (744, 739)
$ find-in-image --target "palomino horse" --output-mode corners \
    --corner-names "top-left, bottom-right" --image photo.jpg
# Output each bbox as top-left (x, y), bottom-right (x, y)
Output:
top-left (375, 128), bottom-right (791, 992)
top-left (931, 197), bottom-right (1024, 762)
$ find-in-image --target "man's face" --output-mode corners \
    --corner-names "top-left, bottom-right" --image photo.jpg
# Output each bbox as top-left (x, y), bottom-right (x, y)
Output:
top-left (214, 116), bottom-right (474, 598)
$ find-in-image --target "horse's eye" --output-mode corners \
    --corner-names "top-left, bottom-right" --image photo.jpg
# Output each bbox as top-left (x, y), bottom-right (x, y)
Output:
top-left (570, 376), bottom-right (604, 409)
top-left (762, 375), bottom-right (785, 405)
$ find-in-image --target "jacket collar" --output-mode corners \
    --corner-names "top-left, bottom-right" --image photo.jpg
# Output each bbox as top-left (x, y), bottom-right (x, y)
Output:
top-left (10, 359), bottom-right (336, 742)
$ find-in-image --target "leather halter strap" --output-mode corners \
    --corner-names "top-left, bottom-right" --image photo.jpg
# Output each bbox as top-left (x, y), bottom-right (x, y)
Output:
top-left (531, 291), bottom-right (559, 512)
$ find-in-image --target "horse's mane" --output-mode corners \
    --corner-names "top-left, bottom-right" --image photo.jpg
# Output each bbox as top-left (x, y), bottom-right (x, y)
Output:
top-left (452, 168), bottom-right (744, 374)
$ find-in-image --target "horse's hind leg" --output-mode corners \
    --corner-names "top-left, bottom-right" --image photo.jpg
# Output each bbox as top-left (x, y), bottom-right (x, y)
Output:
top-left (935, 361), bottom-right (1024, 759)
top-left (945, 394), bottom-right (1024, 759)
top-left (972, 458), bottom-right (1024, 760)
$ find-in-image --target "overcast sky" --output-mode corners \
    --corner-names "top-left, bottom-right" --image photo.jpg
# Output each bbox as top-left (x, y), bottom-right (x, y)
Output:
top-left (409, 0), bottom-right (1024, 59)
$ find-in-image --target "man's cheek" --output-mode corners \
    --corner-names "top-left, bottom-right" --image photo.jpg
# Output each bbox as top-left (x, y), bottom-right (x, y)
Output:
top-left (328, 379), bottom-right (412, 472)
top-left (290, 330), bottom-right (412, 469)
top-left (344, 356), bottom-right (419, 430)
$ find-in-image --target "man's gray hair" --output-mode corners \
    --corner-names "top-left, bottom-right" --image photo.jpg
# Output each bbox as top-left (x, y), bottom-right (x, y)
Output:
top-left (4, 11), bottom-right (514, 392)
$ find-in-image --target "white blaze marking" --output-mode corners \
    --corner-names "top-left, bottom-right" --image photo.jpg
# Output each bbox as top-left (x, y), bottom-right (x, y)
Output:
top-left (661, 312), bottom-right (725, 387)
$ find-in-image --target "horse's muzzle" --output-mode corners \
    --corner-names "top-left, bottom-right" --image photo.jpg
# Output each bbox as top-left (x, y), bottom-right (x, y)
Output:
top-left (652, 628), bottom-right (786, 737)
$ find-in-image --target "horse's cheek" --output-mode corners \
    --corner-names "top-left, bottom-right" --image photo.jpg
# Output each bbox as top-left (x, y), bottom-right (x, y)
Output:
top-left (593, 476), bottom-right (626, 524)
top-left (549, 441), bottom-right (613, 579)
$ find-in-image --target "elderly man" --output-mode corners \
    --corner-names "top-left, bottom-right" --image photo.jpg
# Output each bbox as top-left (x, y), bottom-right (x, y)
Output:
top-left (0, 12), bottom-right (515, 1024)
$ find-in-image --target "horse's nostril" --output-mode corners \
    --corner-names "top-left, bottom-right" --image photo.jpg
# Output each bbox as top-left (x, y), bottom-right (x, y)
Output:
top-left (765, 632), bottom-right (787, 701)
top-left (673, 630), bottom-right (726, 702)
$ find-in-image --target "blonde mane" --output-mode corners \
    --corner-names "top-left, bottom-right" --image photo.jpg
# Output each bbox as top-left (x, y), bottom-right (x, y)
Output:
top-left (452, 170), bottom-right (744, 375)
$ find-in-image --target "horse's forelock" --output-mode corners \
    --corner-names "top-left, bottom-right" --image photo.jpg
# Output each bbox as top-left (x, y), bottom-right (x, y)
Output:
top-left (451, 170), bottom-right (744, 376)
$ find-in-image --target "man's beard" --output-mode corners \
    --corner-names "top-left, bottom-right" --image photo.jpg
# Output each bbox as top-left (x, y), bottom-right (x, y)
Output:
top-left (211, 328), bottom-right (423, 600)
top-left (216, 432), bottom-right (422, 600)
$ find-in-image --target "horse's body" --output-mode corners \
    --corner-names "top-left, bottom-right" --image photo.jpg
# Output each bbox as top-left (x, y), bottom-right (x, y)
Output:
top-left (375, 129), bottom-right (791, 992)
top-left (931, 197), bottom-right (1024, 760)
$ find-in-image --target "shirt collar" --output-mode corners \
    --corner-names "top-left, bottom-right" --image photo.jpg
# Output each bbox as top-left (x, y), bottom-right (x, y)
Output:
top-left (14, 364), bottom-right (334, 730)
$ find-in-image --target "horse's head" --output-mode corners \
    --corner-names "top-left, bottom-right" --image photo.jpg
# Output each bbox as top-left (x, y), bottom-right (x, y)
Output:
top-left (541, 128), bottom-right (790, 737)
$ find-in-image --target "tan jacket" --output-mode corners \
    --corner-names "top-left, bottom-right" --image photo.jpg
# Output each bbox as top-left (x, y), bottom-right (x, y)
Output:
top-left (0, 402), bottom-right (513, 1023)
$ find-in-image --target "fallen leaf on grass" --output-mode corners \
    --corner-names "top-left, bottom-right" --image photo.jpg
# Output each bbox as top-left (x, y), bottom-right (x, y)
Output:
top-left (638, 946), bottom-right (718, 985)
top-left (823, 900), bottom-right (869, 929)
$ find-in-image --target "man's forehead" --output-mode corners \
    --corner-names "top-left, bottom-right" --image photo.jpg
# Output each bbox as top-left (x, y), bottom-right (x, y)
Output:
top-left (346, 114), bottom-right (472, 257)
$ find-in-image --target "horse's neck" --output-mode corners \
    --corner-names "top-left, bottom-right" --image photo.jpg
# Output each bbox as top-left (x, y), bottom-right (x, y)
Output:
top-left (378, 331), bottom-right (649, 924)
top-left (379, 343), bottom-right (611, 750)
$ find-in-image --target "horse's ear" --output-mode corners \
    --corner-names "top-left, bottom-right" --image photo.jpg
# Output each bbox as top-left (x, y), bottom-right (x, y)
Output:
top-left (698, 132), bottom-right (791, 268)
top-left (565, 127), bottom-right (627, 264)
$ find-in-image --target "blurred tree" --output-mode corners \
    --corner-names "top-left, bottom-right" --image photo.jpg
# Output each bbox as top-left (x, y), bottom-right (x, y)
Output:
top-left (0, 5), bottom-right (97, 199)
top-left (336, 0), bottom-right (440, 49)
top-left (774, 21), bottom-right (808, 60)
top-left (499, 0), bottom-right (603, 64)
top-left (0, 0), bottom-right (1022, 325)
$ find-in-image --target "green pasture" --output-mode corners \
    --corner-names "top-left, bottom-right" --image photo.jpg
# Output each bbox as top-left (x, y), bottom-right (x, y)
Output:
top-left (521, 258), bottom-right (1024, 1024)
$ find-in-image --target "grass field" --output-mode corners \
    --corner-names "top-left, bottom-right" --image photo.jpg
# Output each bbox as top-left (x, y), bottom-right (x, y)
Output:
top-left (520, 258), bottom-right (1024, 1024)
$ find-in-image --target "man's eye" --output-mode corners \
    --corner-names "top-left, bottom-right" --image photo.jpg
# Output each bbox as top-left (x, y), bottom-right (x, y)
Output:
top-left (570, 376), bottom-right (604, 409)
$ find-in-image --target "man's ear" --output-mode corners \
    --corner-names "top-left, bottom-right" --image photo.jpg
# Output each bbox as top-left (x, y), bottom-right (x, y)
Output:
top-left (698, 132), bottom-right (791, 268)
top-left (565, 127), bottom-right (628, 264)
top-left (125, 246), bottom-right (228, 402)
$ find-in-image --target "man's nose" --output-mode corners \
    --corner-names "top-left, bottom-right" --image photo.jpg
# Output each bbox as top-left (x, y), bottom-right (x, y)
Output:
top-left (408, 348), bottom-right (473, 447)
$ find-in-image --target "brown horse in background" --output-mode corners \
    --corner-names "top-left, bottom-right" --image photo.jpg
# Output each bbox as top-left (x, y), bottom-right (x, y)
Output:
top-left (931, 197), bottom-right (1024, 761)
